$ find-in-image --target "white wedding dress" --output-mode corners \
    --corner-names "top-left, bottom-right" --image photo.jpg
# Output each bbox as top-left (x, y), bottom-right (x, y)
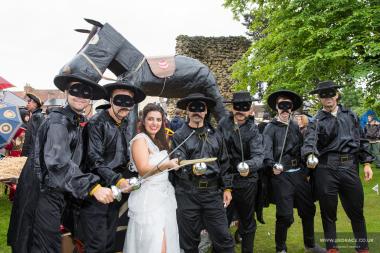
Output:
top-left (124, 133), bottom-right (180, 253)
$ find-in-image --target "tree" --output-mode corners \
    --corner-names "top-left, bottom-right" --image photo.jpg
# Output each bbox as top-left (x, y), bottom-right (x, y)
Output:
top-left (224, 0), bottom-right (380, 114)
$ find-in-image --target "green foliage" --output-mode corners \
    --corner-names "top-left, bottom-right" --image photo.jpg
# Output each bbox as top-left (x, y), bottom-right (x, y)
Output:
top-left (224, 0), bottom-right (380, 115)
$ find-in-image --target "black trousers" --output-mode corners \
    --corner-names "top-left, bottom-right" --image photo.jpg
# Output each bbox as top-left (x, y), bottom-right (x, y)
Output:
top-left (315, 161), bottom-right (368, 251)
top-left (78, 197), bottom-right (120, 253)
top-left (176, 189), bottom-right (234, 253)
top-left (271, 170), bottom-right (316, 252)
top-left (31, 190), bottom-right (65, 253)
top-left (7, 158), bottom-right (40, 253)
top-left (227, 181), bottom-right (257, 253)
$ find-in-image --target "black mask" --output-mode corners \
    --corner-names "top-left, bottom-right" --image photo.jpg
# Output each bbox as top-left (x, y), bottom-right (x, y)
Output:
top-left (233, 102), bottom-right (251, 112)
top-left (188, 101), bottom-right (206, 112)
top-left (112, 94), bottom-right (135, 108)
top-left (68, 83), bottom-right (93, 99)
top-left (319, 89), bottom-right (337, 98)
top-left (277, 101), bottom-right (293, 111)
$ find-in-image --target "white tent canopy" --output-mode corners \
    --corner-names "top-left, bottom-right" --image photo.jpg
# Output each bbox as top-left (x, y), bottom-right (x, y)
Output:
top-left (0, 91), bottom-right (27, 107)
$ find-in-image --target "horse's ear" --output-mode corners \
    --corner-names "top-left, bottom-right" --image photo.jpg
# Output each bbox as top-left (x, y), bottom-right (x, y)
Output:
top-left (74, 29), bottom-right (91, 33)
top-left (84, 18), bottom-right (103, 28)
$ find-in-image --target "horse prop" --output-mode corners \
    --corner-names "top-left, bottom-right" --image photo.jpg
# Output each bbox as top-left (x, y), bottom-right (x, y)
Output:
top-left (58, 18), bottom-right (228, 137)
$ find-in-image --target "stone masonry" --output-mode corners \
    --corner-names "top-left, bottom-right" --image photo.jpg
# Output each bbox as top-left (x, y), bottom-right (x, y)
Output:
top-left (166, 35), bottom-right (251, 117)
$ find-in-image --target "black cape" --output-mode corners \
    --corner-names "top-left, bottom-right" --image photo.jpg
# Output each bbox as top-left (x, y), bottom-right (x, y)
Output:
top-left (7, 145), bottom-right (40, 252)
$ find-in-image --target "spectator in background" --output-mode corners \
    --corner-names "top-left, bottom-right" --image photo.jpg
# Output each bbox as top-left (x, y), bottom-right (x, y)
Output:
top-left (365, 114), bottom-right (380, 168)
top-left (258, 112), bottom-right (270, 134)
top-left (296, 114), bottom-right (309, 136)
top-left (21, 93), bottom-right (45, 157)
top-left (169, 108), bottom-right (185, 132)
top-left (4, 126), bottom-right (26, 157)
top-left (19, 107), bottom-right (30, 128)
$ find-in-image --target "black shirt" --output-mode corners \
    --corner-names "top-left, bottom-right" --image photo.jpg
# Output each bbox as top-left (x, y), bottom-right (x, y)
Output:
top-left (302, 105), bottom-right (374, 163)
top-left (34, 106), bottom-right (99, 199)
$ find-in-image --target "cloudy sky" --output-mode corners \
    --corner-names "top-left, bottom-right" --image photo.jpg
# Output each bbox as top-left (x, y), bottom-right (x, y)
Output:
top-left (0, 0), bottom-right (247, 90)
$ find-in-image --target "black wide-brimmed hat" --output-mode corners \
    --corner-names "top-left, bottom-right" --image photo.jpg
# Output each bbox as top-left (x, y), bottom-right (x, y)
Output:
top-left (224, 91), bottom-right (254, 103)
top-left (54, 73), bottom-right (106, 100)
top-left (26, 93), bottom-right (43, 107)
top-left (310, 80), bottom-right (342, 95)
top-left (177, 93), bottom-right (216, 110)
top-left (103, 80), bottom-right (146, 104)
top-left (267, 90), bottom-right (302, 111)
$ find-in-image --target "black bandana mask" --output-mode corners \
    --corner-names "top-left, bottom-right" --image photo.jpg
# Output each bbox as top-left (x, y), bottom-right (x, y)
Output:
top-left (112, 94), bottom-right (135, 108)
top-left (277, 101), bottom-right (293, 111)
top-left (68, 83), bottom-right (93, 99)
top-left (233, 102), bottom-right (251, 112)
top-left (188, 101), bottom-right (206, 112)
top-left (319, 89), bottom-right (337, 98)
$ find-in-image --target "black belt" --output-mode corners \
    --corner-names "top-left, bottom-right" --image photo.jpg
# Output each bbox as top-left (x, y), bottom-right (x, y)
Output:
top-left (176, 178), bottom-right (219, 191)
top-left (281, 159), bottom-right (300, 170)
top-left (320, 153), bottom-right (356, 165)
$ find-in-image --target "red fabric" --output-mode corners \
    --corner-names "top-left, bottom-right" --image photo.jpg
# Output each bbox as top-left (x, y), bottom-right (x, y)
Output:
top-left (4, 127), bottom-right (26, 157)
top-left (5, 183), bottom-right (17, 201)
top-left (60, 225), bottom-right (67, 234)
top-left (8, 150), bottom-right (22, 157)
top-left (74, 239), bottom-right (84, 253)
top-left (0, 76), bottom-right (15, 89)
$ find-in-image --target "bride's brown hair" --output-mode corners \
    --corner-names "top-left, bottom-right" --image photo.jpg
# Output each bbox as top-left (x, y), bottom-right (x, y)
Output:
top-left (139, 103), bottom-right (169, 151)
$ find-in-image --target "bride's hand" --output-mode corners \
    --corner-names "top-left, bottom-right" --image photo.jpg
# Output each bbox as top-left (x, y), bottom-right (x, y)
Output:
top-left (167, 158), bottom-right (179, 169)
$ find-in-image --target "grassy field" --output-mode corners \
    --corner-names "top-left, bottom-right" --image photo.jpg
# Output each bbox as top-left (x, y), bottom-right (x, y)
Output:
top-left (1, 168), bottom-right (379, 253)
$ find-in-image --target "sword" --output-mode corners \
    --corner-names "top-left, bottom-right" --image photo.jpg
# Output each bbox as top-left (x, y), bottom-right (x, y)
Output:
top-left (112, 130), bottom-right (197, 199)
top-left (139, 129), bottom-right (196, 181)
top-left (306, 118), bottom-right (320, 169)
top-left (278, 116), bottom-right (291, 165)
top-left (235, 124), bottom-right (249, 176)
top-left (117, 157), bottom-right (217, 193)
top-left (166, 157), bottom-right (218, 172)
top-left (273, 115), bottom-right (292, 171)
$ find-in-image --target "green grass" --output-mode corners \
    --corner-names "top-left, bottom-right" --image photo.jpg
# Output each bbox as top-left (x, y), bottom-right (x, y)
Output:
top-left (233, 167), bottom-right (380, 253)
top-left (0, 185), bottom-right (12, 253)
top-left (1, 168), bottom-right (379, 253)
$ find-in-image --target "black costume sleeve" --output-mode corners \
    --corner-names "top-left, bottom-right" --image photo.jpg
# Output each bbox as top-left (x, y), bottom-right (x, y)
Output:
top-left (44, 123), bottom-right (99, 199)
top-left (171, 133), bottom-right (188, 161)
top-left (217, 132), bottom-right (233, 189)
top-left (246, 127), bottom-right (264, 173)
top-left (301, 120), bottom-right (320, 159)
top-left (86, 122), bottom-right (122, 186)
top-left (262, 125), bottom-right (276, 169)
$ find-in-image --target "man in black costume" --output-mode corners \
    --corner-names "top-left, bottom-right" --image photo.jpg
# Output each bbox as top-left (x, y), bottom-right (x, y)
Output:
top-left (218, 91), bottom-right (264, 253)
top-left (8, 95), bottom-right (45, 252)
top-left (30, 73), bottom-right (115, 253)
top-left (302, 81), bottom-right (373, 253)
top-left (21, 93), bottom-right (45, 157)
top-left (171, 93), bottom-right (234, 253)
top-left (263, 90), bottom-right (324, 253)
top-left (79, 80), bottom-right (146, 253)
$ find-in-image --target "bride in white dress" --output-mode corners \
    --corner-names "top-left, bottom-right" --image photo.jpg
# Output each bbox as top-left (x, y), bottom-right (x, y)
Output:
top-left (124, 103), bottom-right (180, 253)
